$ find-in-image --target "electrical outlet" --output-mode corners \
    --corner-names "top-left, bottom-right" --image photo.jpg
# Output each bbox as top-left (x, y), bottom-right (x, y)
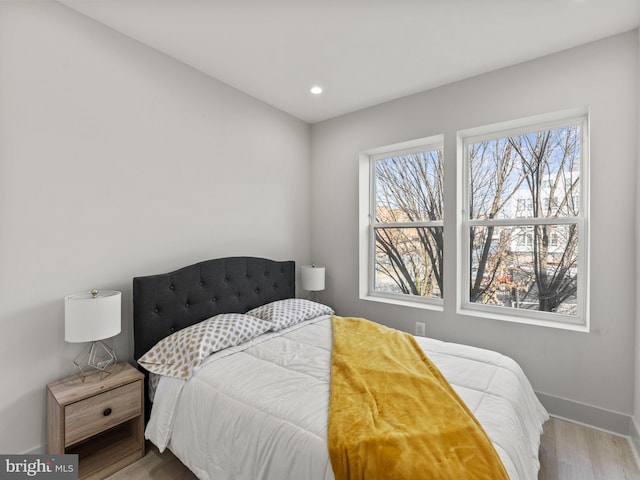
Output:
top-left (415, 321), bottom-right (426, 337)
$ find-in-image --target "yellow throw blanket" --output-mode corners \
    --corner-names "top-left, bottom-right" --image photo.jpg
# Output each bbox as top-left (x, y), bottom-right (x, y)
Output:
top-left (327, 316), bottom-right (509, 480)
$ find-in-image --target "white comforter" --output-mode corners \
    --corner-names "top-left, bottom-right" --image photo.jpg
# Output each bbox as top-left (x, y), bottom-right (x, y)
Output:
top-left (146, 315), bottom-right (548, 480)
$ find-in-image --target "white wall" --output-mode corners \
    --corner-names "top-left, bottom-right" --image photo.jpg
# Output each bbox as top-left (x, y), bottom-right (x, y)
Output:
top-left (1, 0), bottom-right (637, 455)
top-left (312, 31), bottom-right (639, 432)
top-left (633, 29), bottom-right (640, 453)
top-left (0, 3), bottom-right (311, 453)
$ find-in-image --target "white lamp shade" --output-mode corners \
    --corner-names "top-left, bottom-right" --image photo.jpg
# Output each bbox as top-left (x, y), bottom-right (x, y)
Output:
top-left (301, 265), bottom-right (325, 291)
top-left (65, 290), bottom-right (122, 343)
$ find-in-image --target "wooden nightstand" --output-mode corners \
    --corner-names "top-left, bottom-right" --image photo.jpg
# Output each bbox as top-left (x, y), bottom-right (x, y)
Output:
top-left (46, 362), bottom-right (145, 480)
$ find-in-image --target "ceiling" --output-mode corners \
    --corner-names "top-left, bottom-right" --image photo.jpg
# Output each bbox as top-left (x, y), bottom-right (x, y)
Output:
top-left (58, 0), bottom-right (640, 123)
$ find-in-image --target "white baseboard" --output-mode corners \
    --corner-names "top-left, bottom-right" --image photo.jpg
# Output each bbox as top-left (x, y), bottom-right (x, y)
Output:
top-left (630, 416), bottom-right (640, 466)
top-left (536, 391), bottom-right (631, 436)
top-left (22, 444), bottom-right (44, 455)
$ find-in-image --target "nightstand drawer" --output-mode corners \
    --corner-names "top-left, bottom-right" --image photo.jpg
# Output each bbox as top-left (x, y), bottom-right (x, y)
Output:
top-left (65, 381), bottom-right (141, 447)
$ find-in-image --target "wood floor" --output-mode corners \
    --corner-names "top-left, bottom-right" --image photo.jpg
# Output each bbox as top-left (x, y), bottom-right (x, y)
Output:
top-left (106, 417), bottom-right (640, 479)
top-left (538, 417), bottom-right (640, 479)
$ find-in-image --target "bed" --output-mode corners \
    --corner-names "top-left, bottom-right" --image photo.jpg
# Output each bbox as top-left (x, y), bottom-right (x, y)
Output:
top-left (133, 256), bottom-right (548, 480)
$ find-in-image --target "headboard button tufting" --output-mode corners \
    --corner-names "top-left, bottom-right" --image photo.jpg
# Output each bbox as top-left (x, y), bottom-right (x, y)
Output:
top-left (132, 257), bottom-right (295, 394)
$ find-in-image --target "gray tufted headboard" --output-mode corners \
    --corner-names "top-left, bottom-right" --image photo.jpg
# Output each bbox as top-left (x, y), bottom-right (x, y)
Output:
top-left (133, 257), bottom-right (296, 362)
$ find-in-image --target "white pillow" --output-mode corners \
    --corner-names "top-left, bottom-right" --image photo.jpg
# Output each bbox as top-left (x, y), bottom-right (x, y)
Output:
top-left (247, 298), bottom-right (334, 331)
top-left (138, 313), bottom-right (271, 379)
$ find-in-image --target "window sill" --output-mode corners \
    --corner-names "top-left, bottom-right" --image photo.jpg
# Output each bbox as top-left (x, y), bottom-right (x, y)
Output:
top-left (458, 305), bottom-right (589, 332)
top-left (360, 293), bottom-right (443, 312)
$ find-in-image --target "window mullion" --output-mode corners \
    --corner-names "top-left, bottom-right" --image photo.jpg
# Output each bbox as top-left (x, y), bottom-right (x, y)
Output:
top-left (373, 221), bottom-right (443, 229)
top-left (467, 217), bottom-right (580, 227)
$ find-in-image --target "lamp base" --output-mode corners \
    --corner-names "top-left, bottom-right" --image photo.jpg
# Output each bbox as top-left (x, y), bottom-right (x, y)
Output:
top-left (73, 340), bottom-right (117, 382)
top-left (305, 291), bottom-right (323, 303)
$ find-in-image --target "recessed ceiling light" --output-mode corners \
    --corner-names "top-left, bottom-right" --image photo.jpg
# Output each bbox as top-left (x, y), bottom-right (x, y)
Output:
top-left (310, 86), bottom-right (323, 95)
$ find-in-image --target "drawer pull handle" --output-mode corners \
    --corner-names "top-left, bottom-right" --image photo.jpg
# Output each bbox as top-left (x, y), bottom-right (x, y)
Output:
top-left (103, 408), bottom-right (112, 417)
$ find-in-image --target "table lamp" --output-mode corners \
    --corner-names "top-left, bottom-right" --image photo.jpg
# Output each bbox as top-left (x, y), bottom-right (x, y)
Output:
top-left (65, 289), bottom-right (121, 381)
top-left (301, 264), bottom-right (325, 301)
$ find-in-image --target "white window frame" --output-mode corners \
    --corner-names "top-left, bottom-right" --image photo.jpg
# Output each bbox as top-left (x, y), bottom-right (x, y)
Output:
top-left (456, 108), bottom-right (590, 332)
top-left (359, 135), bottom-right (444, 310)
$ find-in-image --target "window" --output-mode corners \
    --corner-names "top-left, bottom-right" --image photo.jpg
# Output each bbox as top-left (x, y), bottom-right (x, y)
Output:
top-left (359, 109), bottom-right (589, 330)
top-left (359, 135), bottom-right (444, 308)
top-left (459, 110), bottom-right (589, 329)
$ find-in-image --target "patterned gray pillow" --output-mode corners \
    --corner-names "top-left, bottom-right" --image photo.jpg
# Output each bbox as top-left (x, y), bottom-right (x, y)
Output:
top-left (247, 299), bottom-right (334, 331)
top-left (138, 313), bottom-right (272, 379)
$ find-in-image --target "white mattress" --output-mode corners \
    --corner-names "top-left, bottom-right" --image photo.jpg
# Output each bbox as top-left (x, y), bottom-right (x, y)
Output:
top-left (146, 315), bottom-right (548, 480)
